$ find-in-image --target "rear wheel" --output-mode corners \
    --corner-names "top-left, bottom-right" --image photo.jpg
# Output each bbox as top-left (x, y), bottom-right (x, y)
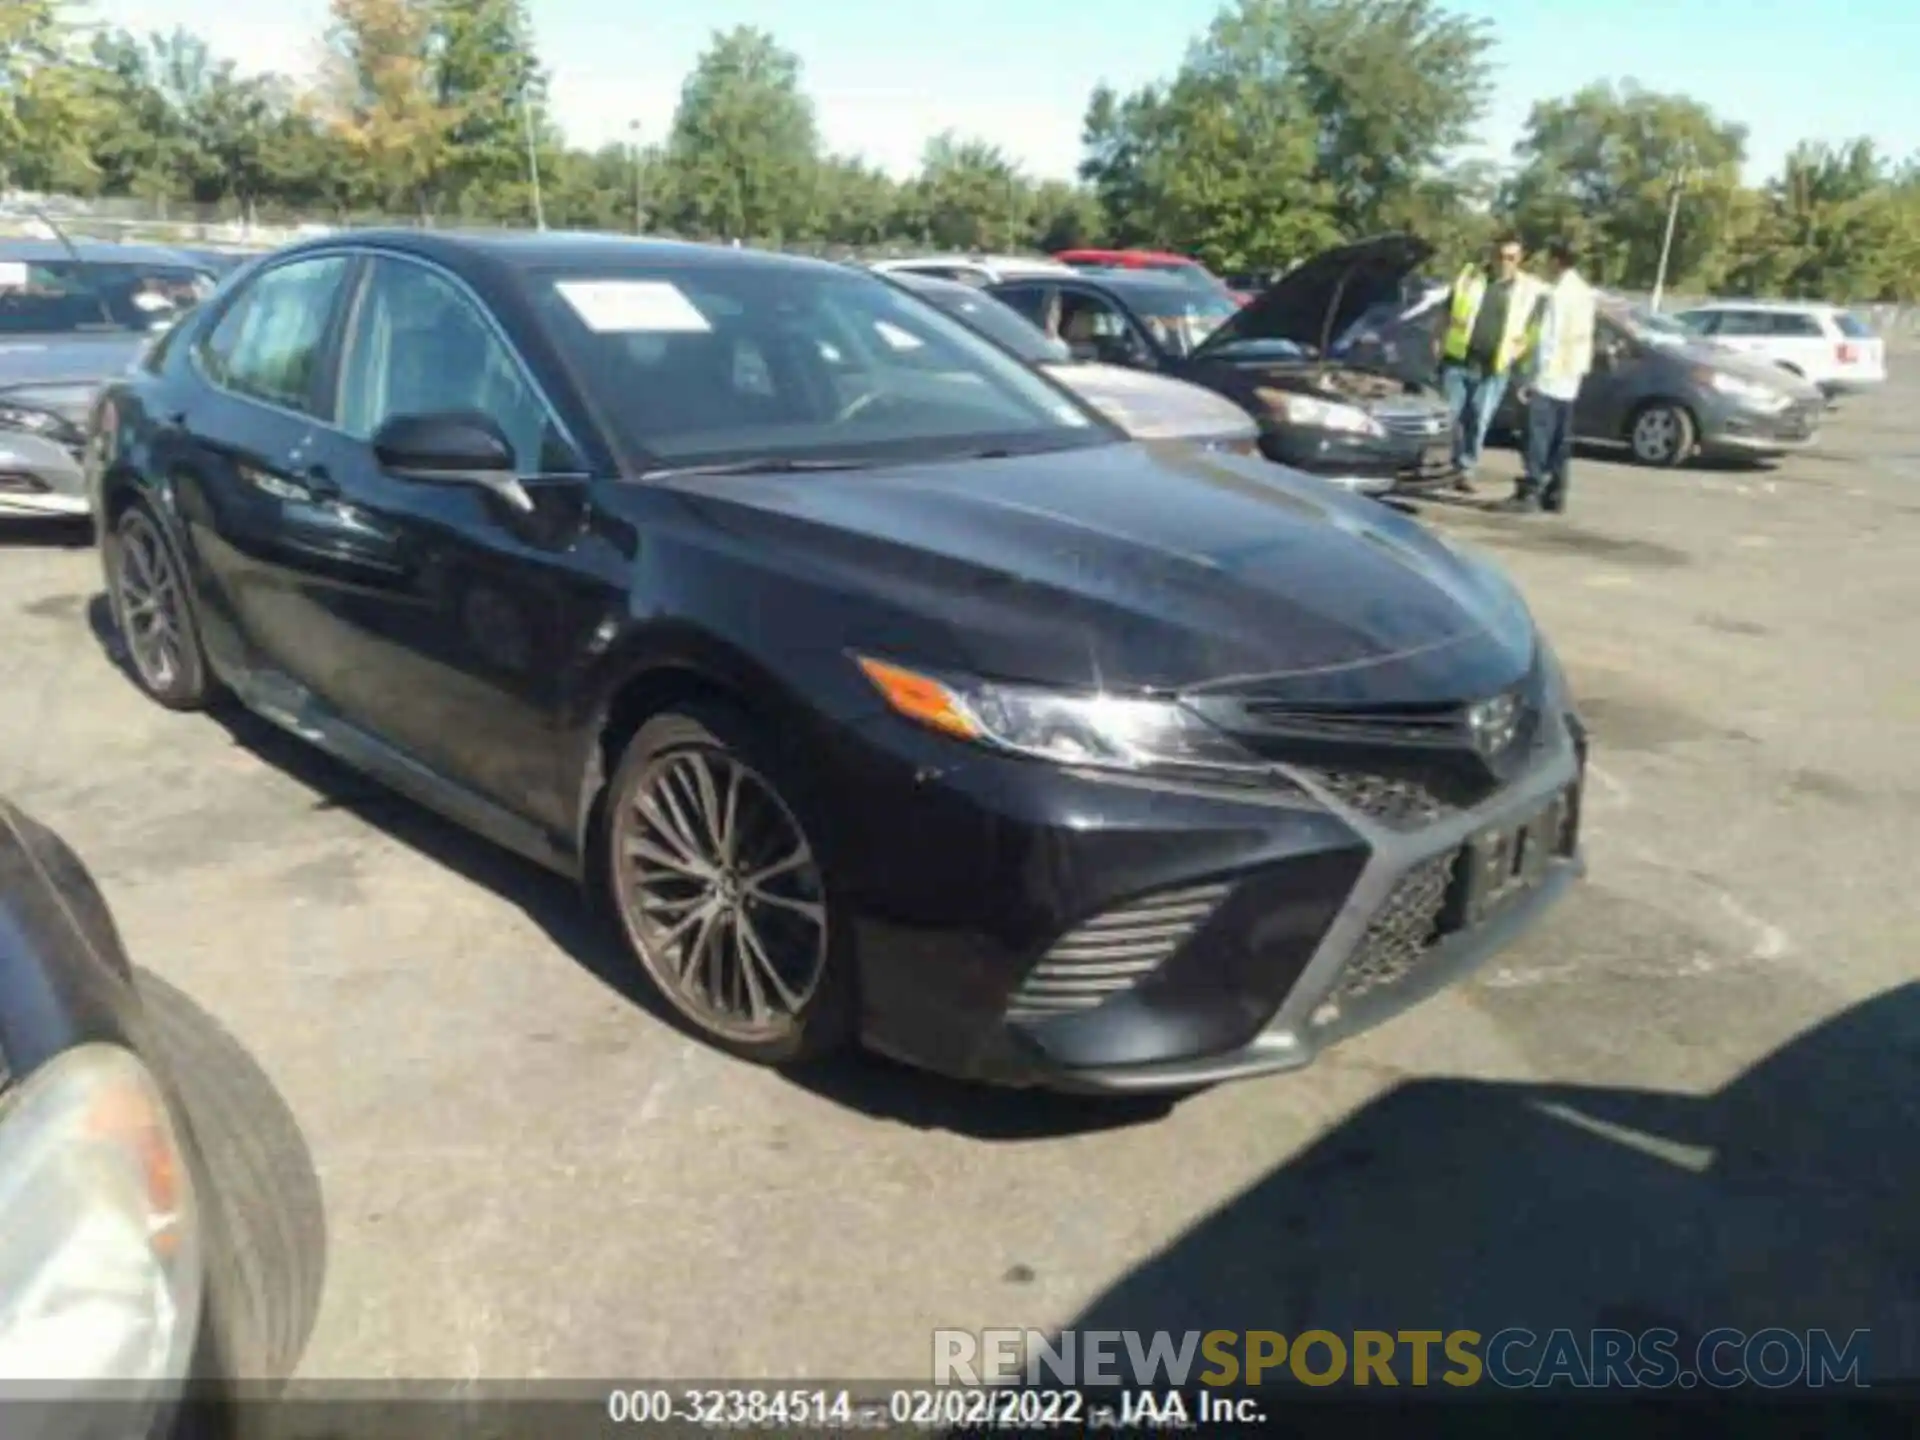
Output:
top-left (605, 706), bottom-right (854, 1065)
top-left (105, 502), bottom-right (219, 709)
top-left (1628, 402), bottom-right (1695, 468)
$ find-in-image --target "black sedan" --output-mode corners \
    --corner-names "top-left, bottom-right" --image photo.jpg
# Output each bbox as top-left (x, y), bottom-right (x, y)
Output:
top-left (0, 800), bottom-right (317, 1436)
top-left (85, 230), bottom-right (1586, 1092)
top-left (985, 235), bottom-right (1462, 496)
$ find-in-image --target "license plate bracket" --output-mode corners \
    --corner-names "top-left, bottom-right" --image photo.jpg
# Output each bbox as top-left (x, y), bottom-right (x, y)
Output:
top-left (1447, 788), bottom-right (1573, 929)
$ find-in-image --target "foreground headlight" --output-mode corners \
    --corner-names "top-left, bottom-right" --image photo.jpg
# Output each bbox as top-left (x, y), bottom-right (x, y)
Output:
top-left (1698, 369), bottom-right (1790, 411)
top-left (0, 1044), bottom-right (202, 1390)
top-left (1256, 388), bottom-right (1384, 436)
top-left (856, 655), bottom-right (1291, 789)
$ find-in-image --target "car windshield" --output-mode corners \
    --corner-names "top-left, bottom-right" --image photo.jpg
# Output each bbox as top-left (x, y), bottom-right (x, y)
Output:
top-left (910, 284), bottom-right (1070, 365)
top-left (1618, 308), bottom-right (1691, 346)
top-left (0, 258), bottom-right (215, 337)
top-left (535, 261), bottom-right (1110, 470)
top-left (1129, 289), bottom-right (1240, 357)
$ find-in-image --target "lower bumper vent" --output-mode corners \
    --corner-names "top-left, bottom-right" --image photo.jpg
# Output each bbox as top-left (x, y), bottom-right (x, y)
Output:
top-left (1325, 852), bottom-right (1456, 1006)
top-left (1006, 881), bottom-right (1229, 1021)
top-left (1302, 769), bottom-right (1457, 829)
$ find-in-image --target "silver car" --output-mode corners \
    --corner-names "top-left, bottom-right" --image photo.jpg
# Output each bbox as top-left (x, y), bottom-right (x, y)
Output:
top-left (1, 240), bottom-right (219, 519)
top-left (884, 271), bottom-right (1264, 446)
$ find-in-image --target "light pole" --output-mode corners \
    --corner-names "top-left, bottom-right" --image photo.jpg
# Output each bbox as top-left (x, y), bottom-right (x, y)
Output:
top-left (629, 121), bottom-right (644, 234)
top-left (1649, 164), bottom-right (1694, 312)
top-left (521, 87), bottom-right (547, 232)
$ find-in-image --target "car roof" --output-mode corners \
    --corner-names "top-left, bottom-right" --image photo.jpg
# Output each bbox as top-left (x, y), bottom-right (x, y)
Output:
top-left (1056, 248), bottom-right (1199, 266)
top-left (875, 254), bottom-right (1073, 273)
top-left (997, 270), bottom-right (1201, 299)
top-left (273, 228), bottom-right (861, 281)
top-left (0, 237), bottom-right (210, 268)
top-left (1682, 299), bottom-right (1839, 314)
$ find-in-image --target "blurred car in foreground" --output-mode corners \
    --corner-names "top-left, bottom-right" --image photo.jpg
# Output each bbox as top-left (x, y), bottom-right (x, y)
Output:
top-left (1, 239), bottom-right (218, 519)
top-left (886, 270), bottom-right (1268, 457)
top-left (1670, 300), bottom-right (1887, 400)
top-left (1342, 292), bottom-right (1827, 467)
top-left (991, 235), bottom-right (1461, 496)
top-left (88, 228), bottom-right (1585, 1094)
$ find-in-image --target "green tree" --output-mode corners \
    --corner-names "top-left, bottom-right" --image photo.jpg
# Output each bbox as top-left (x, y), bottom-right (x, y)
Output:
top-left (908, 133), bottom-right (1034, 251)
top-left (430, 0), bottom-right (546, 218)
top-left (1501, 81), bottom-right (1747, 289)
top-left (664, 26), bottom-right (820, 242)
top-left (1029, 179), bottom-right (1105, 251)
top-left (1, 1), bottom-right (99, 192)
top-left (1195, 0), bottom-right (1494, 234)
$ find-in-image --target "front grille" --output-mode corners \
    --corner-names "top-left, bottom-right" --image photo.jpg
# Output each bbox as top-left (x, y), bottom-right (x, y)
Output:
top-left (1236, 702), bottom-right (1462, 744)
top-left (1375, 410), bottom-right (1450, 440)
top-left (1301, 769), bottom-right (1457, 828)
top-left (1006, 881), bottom-right (1229, 1020)
top-left (1319, 852), bottom-right (1457, 1011)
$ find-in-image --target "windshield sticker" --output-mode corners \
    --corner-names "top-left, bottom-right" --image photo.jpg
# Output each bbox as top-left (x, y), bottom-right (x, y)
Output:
top-left (556, 280), bottom-right (712, 334)
top-left (0, 262), bottom-right (27, 290)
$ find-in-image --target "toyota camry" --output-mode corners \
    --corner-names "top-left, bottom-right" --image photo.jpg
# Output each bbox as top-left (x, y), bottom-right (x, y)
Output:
top-left (85, 230), bottom-right (1587, 1092)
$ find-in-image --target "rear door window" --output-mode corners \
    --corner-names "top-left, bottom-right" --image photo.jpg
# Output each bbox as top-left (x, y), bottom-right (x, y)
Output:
top-left (1765, 312), bottom-right (1823, 338)
top-left (1709, 310), bottom-right (1771, 337)
top-left (198, 254), bottom-right (353, 415)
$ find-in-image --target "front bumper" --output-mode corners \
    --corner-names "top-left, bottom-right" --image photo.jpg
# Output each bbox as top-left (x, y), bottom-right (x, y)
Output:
top-left (1258, 423), bottom-right (1457, 496)
top-left (0, 428), bottom-right (90, 518)
top-left (1698, 396), bottom-right (1824, 455)
top-left (842, 700), bottom-right (1585, 1093)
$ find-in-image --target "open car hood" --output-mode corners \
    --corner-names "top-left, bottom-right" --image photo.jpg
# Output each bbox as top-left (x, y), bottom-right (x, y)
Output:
top-left (1193, 233), bottom-right (1434, 362)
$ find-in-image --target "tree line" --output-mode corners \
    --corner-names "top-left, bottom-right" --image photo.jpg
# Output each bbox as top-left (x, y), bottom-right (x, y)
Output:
top-left (5, 0), bottom-right (1919, 300)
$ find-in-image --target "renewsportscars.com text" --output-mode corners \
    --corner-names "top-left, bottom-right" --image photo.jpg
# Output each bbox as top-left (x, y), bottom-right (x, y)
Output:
top-left (932, 1327), bottom-right (1870, 1389)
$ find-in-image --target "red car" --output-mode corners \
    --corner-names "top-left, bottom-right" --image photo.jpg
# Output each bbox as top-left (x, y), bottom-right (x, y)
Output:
top-left (1053, 248), bottom-right (1251, 305)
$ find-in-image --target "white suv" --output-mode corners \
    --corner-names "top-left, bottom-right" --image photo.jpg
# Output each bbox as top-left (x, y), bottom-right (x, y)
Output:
top-left (870, 254), bottom-right (1076, 287)
top-left (1672, 301), bottom-right (1887, 398)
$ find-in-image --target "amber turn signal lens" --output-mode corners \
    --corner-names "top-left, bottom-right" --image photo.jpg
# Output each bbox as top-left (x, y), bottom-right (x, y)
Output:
top-left (855, 656), bottom-right (980, 740)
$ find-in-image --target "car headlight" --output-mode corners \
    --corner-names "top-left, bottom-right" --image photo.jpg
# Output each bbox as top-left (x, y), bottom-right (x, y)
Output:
top-left (855, 655), bottom-right (1302, 792)
top-left (0, 1044), bottom-right (202, 1392)
top-left (1697, 369), bottom-right (1790, 411)
top-left (1255, 388), bottom-right (1384, 436)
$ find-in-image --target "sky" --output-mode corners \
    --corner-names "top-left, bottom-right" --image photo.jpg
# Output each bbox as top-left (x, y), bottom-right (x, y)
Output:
top-left (89, 0), bottom-right (1920, 186)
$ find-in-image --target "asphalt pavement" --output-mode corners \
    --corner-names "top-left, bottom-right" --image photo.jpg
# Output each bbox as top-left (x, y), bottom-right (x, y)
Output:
top-left (1, 367), bottom-right (1915, 1385)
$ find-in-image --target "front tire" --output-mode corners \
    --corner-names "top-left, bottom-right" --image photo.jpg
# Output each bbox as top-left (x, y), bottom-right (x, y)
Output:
top-left (1628, 402), bottom-right (1695, 468)
top-left (105, 501), bottom-right (219, 709)
top-left (604, 705), bottom-right (855, 1066)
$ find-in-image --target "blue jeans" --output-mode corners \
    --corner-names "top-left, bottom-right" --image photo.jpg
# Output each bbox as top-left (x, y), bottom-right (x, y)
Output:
top-left (1440, 363), bottom-right (1508, 473)
top-left (1521, 393), bottom-right (1575, 510)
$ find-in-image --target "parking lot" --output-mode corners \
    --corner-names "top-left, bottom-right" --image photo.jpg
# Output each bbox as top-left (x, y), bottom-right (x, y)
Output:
top-left (3, 362), bottom-right (1916, 1384)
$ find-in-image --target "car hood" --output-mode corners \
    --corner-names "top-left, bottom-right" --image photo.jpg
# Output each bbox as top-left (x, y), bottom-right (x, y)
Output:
top-left (1040, 362), bottom-right (1257, 440)
top-left (1680, 344), bottom-right (1824, 400)
top-left (1194, 234), bottom-right (1435, 362)
top-left (660, 442), bottom-right (1535, 700)
top-left (0, 335), bottom-right (150, 413)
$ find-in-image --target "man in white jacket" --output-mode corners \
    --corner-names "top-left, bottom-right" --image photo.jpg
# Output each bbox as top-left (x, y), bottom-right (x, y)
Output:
top-left (1499, 237), bottom-right (1595, 515)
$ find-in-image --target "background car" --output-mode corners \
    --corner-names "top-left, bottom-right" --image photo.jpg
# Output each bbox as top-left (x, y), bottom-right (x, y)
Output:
top-left (0, 800), bottom-right (321, 1436)
top-left (868, 253), bottom-right (1075, 287)
top-left (1, 239), bottom-right (219, 520)
top-left (87, 229), bottom-right (1583, 1095)
top-left (886, 270), bottom-right (1269, 457)
top-left (990, 235), bottom-right (1460, 496)
top-left (1341, 293), bottom-right (1828, 467)
top-left (1053, 247), bottom-right (1249, 305)
top-left (1669, 300), bottom-right (1887, 400)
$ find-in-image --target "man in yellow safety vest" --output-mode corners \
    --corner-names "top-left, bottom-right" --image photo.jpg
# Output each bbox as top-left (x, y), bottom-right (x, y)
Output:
top-left (1434, 235), bottom-right (1545, 491)
top-left (1498, 236), bottom-right (1596, 515)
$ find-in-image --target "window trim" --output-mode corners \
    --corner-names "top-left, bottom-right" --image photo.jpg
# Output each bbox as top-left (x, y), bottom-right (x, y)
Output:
top-left (189, 251), bottom-right (360, 426)
top-left (328, 248), bottom-right (586, 470)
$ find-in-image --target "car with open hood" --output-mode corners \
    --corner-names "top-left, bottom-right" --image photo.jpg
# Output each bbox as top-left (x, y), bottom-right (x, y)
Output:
top-left (988, 235), bottom-right (1460, 496)
top-left (1339, 289), bottom-right (1827, 467)
top-left (883, 270), bottom-right (1267, 459)
top-left (1, 240), bottom-right (219, 520)
top-left (87, 229), bottom-right (1586, 1094)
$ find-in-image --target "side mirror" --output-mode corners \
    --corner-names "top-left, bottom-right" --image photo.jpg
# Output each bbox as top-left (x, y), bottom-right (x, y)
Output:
top-left (372, 411), bottom-right (533, 513)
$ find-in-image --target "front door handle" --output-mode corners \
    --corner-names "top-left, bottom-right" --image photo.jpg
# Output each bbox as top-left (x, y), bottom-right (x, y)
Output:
top-left (301, 463), bottom-right (340, 500)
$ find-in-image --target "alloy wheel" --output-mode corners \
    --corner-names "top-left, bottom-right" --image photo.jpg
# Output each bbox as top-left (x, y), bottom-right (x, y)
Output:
top-left (114, 512), bottom-right (188, 693)
top-left (614, 746), bottom-right (828, 1043)
top-left (1632, 408), bottom-right (1679, 463)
